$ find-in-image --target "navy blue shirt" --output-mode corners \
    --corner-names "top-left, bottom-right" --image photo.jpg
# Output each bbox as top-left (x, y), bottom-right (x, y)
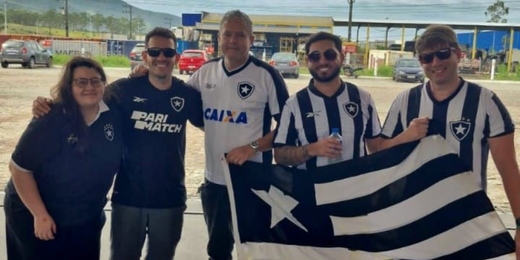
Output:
top-left (6, 102), bottom-right (124, 227)
top-left (108, 76), bottom-right (204, 208)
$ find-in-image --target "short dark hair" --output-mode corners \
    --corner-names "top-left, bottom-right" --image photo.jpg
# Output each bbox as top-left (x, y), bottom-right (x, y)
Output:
top-left (144, 27), bottom-right (177, 48)
top-left (415, 24), bottom-right (460, 55)
top-left (305, 31), bottom-right (342, 55)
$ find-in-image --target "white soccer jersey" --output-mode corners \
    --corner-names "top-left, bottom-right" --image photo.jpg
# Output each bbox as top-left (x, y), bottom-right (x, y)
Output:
top-left (187, 56), bottom-right (289, 185)
top-left (274, 80), bottom-right (382, 170)
top-left (381, 79), bottom-right (515, 190)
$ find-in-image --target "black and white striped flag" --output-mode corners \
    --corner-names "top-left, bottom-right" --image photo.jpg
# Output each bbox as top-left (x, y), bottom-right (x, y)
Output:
top-left (222, 135), bottom-right (515, 260)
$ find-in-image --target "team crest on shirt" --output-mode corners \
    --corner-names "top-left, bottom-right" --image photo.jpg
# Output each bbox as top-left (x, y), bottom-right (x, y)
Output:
top-left (104, 124), bottom-right (114, 141)
top-left (449, 120), bottom-right (471, 141)
top-left (342, 102), bottom-right (359, 118)
top-left (170, 96), bottom-right (185, 112)
top-left (237, 81), bottom-right (255, 100)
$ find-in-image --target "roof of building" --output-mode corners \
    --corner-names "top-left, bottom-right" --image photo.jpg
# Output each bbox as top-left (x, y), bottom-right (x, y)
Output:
top-left (200, 12), bottom-right (334, 27)
top-left (333, 19), bottom-right (520, 31)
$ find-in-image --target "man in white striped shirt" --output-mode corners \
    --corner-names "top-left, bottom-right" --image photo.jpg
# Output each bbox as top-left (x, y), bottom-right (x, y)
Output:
top-left (273, 31), bottom-right (381, 169)
top-left (379, 24), bottom-right (520, 258)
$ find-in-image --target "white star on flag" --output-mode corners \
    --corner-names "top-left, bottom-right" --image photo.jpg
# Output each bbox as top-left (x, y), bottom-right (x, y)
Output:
top-left (251, 185), bottom-right (308, 232)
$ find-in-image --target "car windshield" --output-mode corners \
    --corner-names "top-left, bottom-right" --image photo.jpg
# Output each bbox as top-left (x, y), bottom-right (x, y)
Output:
top-left (272, 53), bottom-right (295, 62)
top-left (3, 41), bottom-right (23, 48)
top-left (398, 60), bottom-right (420, 67)
top-left (182, 52), bottom-right (203, 58)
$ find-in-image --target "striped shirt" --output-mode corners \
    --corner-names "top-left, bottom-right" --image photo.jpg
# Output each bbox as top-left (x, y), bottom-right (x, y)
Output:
top-left (381, 79), bottom-right (515, 190)
top-left (274, 79), bottom-right (381, 170)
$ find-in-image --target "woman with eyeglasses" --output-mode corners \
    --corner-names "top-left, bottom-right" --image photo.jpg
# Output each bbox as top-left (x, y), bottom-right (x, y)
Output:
top-left (3, 56), bottom-right (124, 260)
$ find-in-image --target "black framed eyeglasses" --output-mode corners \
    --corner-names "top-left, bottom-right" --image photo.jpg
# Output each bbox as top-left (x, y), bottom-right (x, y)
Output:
top-left (418, 47), bottom-right (456, 64)
top-left (307, 49), bottom-right (338, 63)
top-left (73, 77), bottom-right (104, 88)
top-left (146, 47), bottom-right (177, 58)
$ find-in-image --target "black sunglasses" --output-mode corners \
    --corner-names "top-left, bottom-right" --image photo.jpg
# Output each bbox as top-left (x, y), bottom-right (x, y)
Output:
top-left (146, 47), bottom-right (177, 58)
top-left (418, 48), bottom-right (455, 64)
top-left (307, 49), bottom-right (338, 63)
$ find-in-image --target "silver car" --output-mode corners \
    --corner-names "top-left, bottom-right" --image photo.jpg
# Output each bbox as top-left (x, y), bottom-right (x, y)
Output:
top-left (392, 58), bottom-right (425, 83)
top-left (129, 42), bottom-right (145, 70)
top-left (0, 40), bottom-right (53, 69)
top-left (268, 52), bottom-right (300, 78)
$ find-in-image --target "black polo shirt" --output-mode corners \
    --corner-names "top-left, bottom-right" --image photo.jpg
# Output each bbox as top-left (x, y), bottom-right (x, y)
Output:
top-left (108, 76), bottom-right (204, 208)
top-left (6, 102), bottom-right (124, 227)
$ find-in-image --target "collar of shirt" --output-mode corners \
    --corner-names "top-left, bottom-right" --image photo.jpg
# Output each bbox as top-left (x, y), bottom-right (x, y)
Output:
top-left (307, 78), bottom-right (346, 99)
top-left (87, 100), bottom-right (110, 126)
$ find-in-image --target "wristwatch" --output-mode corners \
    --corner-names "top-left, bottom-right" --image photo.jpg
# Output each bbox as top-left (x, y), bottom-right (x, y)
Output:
top-left (516, 217), bottom-right (520, 230)
top-left (249, 141), bottom-right (260, 152)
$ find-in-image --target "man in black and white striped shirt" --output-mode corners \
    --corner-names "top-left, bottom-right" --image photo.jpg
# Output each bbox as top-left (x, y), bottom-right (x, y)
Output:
top-left (274, 32), bottom-right (381, 170)
top-left (380, 24), bottom-right (520, 257)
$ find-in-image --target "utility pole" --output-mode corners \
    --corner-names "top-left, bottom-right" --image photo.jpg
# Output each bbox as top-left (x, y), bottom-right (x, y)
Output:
top-left (122, 3), bottom-right (133, 40)
top-left (3, 0), bottom-right (7, 34)
top-left (347, 0), bottom-right (355, 42)
top-left (164, 17), bottom-right (172, 29)
top-left (57, 0), bottom-right (69, 37)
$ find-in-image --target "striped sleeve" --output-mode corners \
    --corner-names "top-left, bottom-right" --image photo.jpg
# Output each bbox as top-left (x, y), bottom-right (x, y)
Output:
top-left (381, 92), bottom-right (406, 139)
top-left (485, 91), bottom-right (515, 138)
top-left (273, 102), bottom-right (298, 148)
top-left (364, 93), bottom-right (382, 139)
top-left (266, 67), bottom-right (290, 122)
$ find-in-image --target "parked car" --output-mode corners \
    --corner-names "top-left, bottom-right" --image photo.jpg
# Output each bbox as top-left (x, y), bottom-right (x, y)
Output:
top-left (178, 49), bottom-right (208, 74)
top-left (268, 52), bottom-right (299, 78)
top-left (392, 58), bottom-right (425, 83)
top-left (129, 42), bottom-right (145, 70)
top-left (0, 39), bottom-right (53, 69)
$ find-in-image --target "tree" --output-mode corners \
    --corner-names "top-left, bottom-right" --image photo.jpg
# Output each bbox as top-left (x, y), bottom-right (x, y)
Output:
top-left (92, 13), bottom-right (105, 35)
top-left (485, 0), bottom-right (509, 23)
top-left (347, 0), bottom-right (356, 42)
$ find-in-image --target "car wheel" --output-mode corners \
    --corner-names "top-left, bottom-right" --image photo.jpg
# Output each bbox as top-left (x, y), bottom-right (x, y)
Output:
top-left (294, 73), bottom-right (299, 79)
top-left (179, 70), bottom-right (184, 75)
top-left (46, 57), bottom-right (53, 68)
top-left (1, 62), bottom-right (7, 68)
top-left (28, 57), bottom-right (35, 69)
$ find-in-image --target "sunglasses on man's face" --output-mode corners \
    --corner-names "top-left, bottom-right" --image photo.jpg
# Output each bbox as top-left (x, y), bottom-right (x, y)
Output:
top-left (146, 47), bottom-right (177, 58)
top-left (418, 47), bottom-right (456, 64)
top-left (307, 49), bottom-right (338, 63)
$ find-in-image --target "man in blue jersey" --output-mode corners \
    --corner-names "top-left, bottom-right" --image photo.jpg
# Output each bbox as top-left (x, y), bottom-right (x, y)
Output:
top-left (273, 31), bottom-right (381, 169)
top-left (379, 24), bottom-right (520, 258)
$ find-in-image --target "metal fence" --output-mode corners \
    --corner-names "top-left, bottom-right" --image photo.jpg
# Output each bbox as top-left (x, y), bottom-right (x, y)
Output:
top-left (48, 40), bottom-right (108, 57)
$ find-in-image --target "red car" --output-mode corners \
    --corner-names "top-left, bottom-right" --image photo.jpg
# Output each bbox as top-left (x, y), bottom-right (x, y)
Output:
top-left (178, 49), bottom-right (208, 74)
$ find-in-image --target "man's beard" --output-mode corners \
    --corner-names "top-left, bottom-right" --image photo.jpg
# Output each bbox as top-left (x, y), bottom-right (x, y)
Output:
top-left (309, 66), bottom-right (341, 83)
